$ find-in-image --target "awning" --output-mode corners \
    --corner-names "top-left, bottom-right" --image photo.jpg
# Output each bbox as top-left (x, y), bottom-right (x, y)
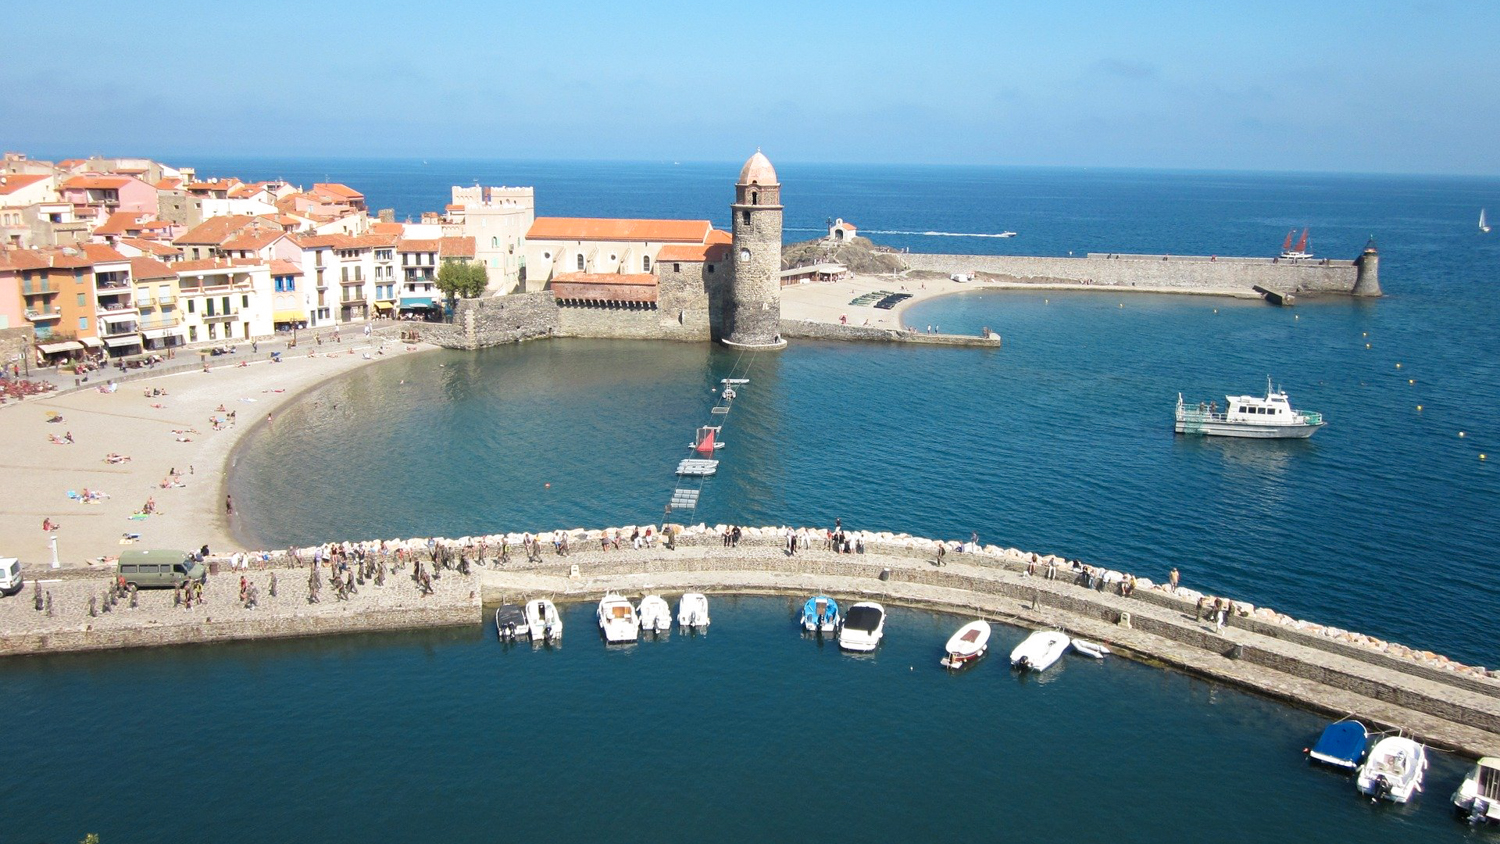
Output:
top-left (399, 297), bottom-right (438, 308)
top-left (142, 327), bottom-right (185, 340)
top-left (272, 310), bottom-right (306, 323)
top-left (79, 337), bottom-right (104, 348)
top-left (372, 301), bottom-right (394, 312)
top-left (37, 341), bottom-right (84, 354)
top-left (103, 335), bottom-right (140, 348)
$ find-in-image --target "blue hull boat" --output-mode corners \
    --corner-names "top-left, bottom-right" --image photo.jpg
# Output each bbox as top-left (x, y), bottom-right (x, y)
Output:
top-left (1308, 720), bottom-right (1369, 771)
top-left (801, 596), bottom-right (840, 633)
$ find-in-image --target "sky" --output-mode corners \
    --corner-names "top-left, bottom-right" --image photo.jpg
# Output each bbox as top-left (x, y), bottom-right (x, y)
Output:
top-left (4, 0), bottom-right (1498, 175)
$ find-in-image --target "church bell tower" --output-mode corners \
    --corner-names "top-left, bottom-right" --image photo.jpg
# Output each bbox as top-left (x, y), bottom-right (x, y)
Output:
top-left (723, 150), bottom-right (786, 349)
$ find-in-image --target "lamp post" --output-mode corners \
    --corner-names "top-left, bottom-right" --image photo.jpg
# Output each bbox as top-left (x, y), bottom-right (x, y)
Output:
top-left (49, 534), bottom-right (59, 569)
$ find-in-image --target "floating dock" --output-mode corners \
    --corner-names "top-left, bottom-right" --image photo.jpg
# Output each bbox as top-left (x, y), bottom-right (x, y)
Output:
top-left (676, 459), bottom-right (719, 477)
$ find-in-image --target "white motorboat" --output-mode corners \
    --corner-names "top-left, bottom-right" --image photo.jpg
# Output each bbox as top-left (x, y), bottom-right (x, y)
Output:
top-left (801, 595), bottom-right (840, 633)
top-left (839, 602), bottom-right (886, 652)
top-left (941, 620), bottom-right (991, 668)
top-left (677, 592), bottom-right (710, 629)
top-left (495, 604), bottom-right (527, 641)
top-left (1175, 377), bottom-right (1325, 439)
top-left (525, 598), bottom-right (562, 641)
top-left (1010, 630), bottom-right (1071, 672)
top-left (1356, 736), bottom-right (1428, 803)
top-left (1453, 757), bottom-right (1500, 823)
top-left (597, 592), bottom-right (639, 643)
top-left (1481, 208), bottom-right (1491, 234)
top-left (638, 594), bottom-right (672, 635)
top-left (1071, 638), bottom-right (1110, 659)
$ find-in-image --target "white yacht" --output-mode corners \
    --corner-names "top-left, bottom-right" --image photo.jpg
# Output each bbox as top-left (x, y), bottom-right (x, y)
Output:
top-left (838, 602), bottom-right (886, 652)
top-left (638, 594), bottom-right (672, 635)
top-left (677, 593), bottom-right (710, 630)
top-left (525, 598), bottom-right (562, 642)
top-left (1010, 630), bottom-right (1071, 672)
top-left (597, 592), bottom-right (640, 643)
top-left (1453, 757), bottom-right (1500, 823)
top-left (1356, 736), bottom-right (1428, 803)
top-left (1481, 208), bottom-right (1491, 234)
top-left (1175, 377), bottom-right (1325, 439)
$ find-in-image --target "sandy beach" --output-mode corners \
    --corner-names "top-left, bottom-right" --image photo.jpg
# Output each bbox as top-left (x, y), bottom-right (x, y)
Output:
top-left (779, 272), bottom-right (1261, 332)
top-left (0, 335), bottom-right (431, 573)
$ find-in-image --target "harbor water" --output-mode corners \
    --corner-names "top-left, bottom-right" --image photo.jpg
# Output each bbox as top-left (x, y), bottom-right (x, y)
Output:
top-left (5, 161), bottom-right (1498, 840)
top-left (0, 599), bottom-right (1475, 843)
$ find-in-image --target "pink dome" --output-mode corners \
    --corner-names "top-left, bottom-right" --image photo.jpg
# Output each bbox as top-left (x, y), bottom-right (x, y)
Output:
top-left (737, 151), bottom-right (778, 186)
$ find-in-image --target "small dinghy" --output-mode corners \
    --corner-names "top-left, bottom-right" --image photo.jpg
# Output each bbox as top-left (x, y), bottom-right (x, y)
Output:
top-left (525, 598), bottom-right (562, 642)
top-left (677, 592), bottom-right (710, 629)
top-left (495, 604), bottom-right (527, 642)
top-left (638, 595), bottom-right (672, 635)
top-left (941, 620), bottom-right (990, 668)
top-left (597, 592), bottom-right (639, 644)
top-left (1357, 735), bottom-right (1428, 803)
top-left (1453, 757), bottom-right (1500, 824)
top-left (1070, 639), bottom-right (1110, 659)
top-left (838, 602), bottom-right (885, 652)
top-left (1010, 630), bottom-right (1071, 672)
top-left (1307, 720), bottom-right (1368, 771)
top-left (802, 595), bottom-right (840, 633)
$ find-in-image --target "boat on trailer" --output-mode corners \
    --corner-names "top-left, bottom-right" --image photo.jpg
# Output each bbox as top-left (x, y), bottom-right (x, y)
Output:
top-left (495, 603), bottom-right (527, 642)
top-left (677, 593), bottom-right (710, 629)
top-left (839, 602), bottom-right (885, 652)
top-left (941, 620), bottom-right (991, 668)
top-left (1453, 757), bottom-right (1500, 824)
top-left (597, 592), bottom-right (640, 643)
top-left (801, 595), bottom-right (840, 633)
top-left (1356, 735), bottom-right (1428, 803)
top-left (525, 598), bottom-right (562, 641)
top-left (638, 594), bottom-right (672, 635)
top-left (1175, 377), bottom-right (1325, 439)
top-left (1307, 720), bottom-right (1368, 771)
top-left (1010, 630), bottom-right (1071, 672)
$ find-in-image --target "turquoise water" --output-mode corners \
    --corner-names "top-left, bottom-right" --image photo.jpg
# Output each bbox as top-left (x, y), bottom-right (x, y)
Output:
top-left (0, 599), bottom-right (1474, 843)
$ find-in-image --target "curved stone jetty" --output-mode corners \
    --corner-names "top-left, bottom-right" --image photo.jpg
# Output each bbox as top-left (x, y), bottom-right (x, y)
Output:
top-left (2, 523), bottom-right (1493, 758)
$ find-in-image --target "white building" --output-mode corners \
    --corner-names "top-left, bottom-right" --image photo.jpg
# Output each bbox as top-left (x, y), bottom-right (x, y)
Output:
top-left (448, 185), bottom-right (533, 294)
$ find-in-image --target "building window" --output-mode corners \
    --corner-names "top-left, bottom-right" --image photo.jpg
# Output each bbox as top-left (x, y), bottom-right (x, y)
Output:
top-left (188, 326), bottom-right (197, 342)
top-left (78, 317), bottom-right (88, 330)
top-left (77, 293), bottom-right (86, 306)
top-left (187, 299), bottom-right (195, 314)
top-left (208, 323), bottom-right (217, 340)
top-left (673, 263), bottom-right (681, 273)
top-left (742, 209), bottom-right (750, 225)
top-left (491, 237), bottom-right (499, 248)
top-left (576, 254), bottom-right (585, 271)
top-left (751, 190), bottom-right (759, 205)
top-left (643, 256), bottom-right (651, 272)
top-left (543, 251), bottom-right (551, 261)
top-left (242, 294), bottom-right (249, 308)
top-left (707, 264), bottom-right (715, 273)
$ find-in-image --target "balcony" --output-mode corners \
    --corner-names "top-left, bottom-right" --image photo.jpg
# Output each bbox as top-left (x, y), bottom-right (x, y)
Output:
top-left (340, 292), bottom-right (366, 304)
top-left (25, 307), bottom-right (62, 322)
top-left (21, 280), bottom-right (56, 295)
top-left (138, 314), bottom-right (180, 331)
top-left (100, 320), bottom-right (139, 338)
top-left (97, 302), bottom-right (136, 317)
top-left (202, 308), bottom-right (239, 323)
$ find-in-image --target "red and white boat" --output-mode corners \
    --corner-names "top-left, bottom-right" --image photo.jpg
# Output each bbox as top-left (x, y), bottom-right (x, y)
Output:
top-left (941, 620), bottom-right (991, 668)
top-left (1280, 228), bottom-right (1313, 259)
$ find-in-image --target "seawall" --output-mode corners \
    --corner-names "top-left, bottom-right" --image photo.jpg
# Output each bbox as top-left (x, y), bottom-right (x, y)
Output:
top-left (902, 252), bottom-right (1370, 296)
top-left (779, 319), bottom-right (1001, 347)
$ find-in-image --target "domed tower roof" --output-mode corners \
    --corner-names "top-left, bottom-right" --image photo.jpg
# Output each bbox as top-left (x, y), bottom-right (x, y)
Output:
top-left (737, 150), bottom-right (778, 186)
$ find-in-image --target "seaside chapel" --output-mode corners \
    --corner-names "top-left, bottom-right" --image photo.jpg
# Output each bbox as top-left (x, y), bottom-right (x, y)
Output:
top-left (520, 151), bottom-right (785, 348)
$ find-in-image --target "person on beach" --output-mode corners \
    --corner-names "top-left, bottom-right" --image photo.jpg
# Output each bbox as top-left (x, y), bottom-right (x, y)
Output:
top-left (225, 494), bottom-right (233, 515)
top-left (1169, 567), bottom-right (1180, 594)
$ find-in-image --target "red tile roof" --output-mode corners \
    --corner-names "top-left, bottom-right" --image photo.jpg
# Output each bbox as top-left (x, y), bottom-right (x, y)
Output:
top-left (439, 236), bottom-right (475, 258)
top-left (154, 178), bottom-right (183, 191)
top-left (370, 222), bottom-right (403, 235)
top-left (81, 244), bottom-right (128, 264)
top-left (268, 259), bottom-right (303, 276)
top-left (527, 217), bottom-right (713, 243)
top-left (219, 229), bottom-right (285, 251)
top-left (312, 182), bottom-right (363, 199)
top-left (62, 175), bottom-right (132, 190)
top-left (119, 237), bottom-right (181, 258)
top-left (94, 211), bottom-right (151, 235)
top-left (397, 239), bottom-right (440, 253)
top-left (173, 215), bottom-right (259, 245)
top-left (0, 173), bottom-right (49, 196)
top-left (184, 179), bottom-right (239, 192)
top-left (706, 229), bottom-right (732, 245)
top-left (128, 256), bottom-right (176, 280)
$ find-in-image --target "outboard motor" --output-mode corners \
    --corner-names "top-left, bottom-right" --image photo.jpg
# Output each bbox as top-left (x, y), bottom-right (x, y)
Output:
top-left (1371, 775), bottom-right (1392, 802)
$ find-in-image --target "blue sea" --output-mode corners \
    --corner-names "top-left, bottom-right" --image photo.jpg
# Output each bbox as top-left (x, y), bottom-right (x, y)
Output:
top-left (7, 160), bottom-right (1500, 842)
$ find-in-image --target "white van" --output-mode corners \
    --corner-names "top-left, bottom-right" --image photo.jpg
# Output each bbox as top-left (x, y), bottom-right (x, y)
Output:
top-left (0, 557), bottom-right (22, 597)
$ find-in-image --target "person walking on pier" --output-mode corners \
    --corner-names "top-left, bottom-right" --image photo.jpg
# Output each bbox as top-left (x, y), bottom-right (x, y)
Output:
top-left (1169, 567), bottom-right (1180, 594)
top-left (936, 542), bottom-right (946, 566)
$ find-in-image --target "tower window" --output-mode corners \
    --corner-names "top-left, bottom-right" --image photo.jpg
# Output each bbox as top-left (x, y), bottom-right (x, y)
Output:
top-left (751, 191), bottom-right (759, 206)
top-left (742, 209), bottom-right (750, 225)
top-left (577, 254), bottom-right (585, 270)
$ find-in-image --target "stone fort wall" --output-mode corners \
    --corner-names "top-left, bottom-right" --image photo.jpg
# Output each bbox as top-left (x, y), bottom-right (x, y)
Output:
top-left (902, 252), bottom-right (1363, 294)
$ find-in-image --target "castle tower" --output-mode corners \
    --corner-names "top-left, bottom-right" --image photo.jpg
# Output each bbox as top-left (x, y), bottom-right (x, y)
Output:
top-left (723, 150), bottom-right (787, 349)
top-left (1353, 237), bottom-right (1381, 297)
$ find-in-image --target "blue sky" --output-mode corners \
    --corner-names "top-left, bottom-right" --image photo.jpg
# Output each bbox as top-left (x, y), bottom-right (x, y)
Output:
top-left (5, 0), bottom-right (1497, 174)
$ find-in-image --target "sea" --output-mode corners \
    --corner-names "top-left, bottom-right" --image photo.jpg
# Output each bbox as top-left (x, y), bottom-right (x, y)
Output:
top-left (6, 160), bottom-right (1500, 842)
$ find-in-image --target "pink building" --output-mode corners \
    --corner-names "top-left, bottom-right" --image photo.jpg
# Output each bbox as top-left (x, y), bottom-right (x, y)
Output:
top-left (59, 174), bottom-right (157, 217)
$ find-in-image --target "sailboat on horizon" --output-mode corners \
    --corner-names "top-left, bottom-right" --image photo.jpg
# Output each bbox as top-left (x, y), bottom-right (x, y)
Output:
top-left (1482, 208), bottom-right (1491, 234)
top-left (1280, 228), bottom-right (1313, 259)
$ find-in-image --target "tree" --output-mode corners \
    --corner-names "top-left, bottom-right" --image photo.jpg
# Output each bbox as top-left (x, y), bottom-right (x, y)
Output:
top-left (436, 261), bottom-right (489, 302)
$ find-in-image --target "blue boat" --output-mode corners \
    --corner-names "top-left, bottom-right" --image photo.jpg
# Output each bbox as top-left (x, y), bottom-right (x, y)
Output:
top-left (801, 596), bottom-right (840, 634)
top-left (1308, 720), bottom-right (1369, 771)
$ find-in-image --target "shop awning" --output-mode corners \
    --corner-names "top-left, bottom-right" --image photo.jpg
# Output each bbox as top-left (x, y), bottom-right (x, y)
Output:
top-left (272, 310), bottom-right (306, 323)
top-left (78, 337), bottom-right (104, 349)
top-left (372, 301), bottom-right (394, 312)
top-left (37, 341), bottom-right (83, 354)
top-left (103, 335), bottom-right (140, 348)
top-left (142, 327), bottom-right (184, 340)
top-left (399, 297), bottom-right (437, 308)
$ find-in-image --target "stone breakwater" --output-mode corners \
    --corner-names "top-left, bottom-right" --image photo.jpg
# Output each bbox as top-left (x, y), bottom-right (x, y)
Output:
top-left (3, 523), bottom-right (1493, 756)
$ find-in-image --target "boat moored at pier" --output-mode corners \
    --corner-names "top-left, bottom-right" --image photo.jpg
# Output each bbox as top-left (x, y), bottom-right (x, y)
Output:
top-left (1307, 720), bottom-right (1369, 771)
top-left (1357, 736), bottom-right (1428, 803)
top-left (597, 593), bottom-right (640, 643)
top-left (1453, 757), bottom-right (1500, 823)
top-left (802, 595), bottom-right (840, 633)
top-left (1010, 630), bottom-right (1070, 672)
top-left (941, 620), bottom-right (990, 668)
top-left (839, 602), bottom-right (885, 652)
top-left (677, 593), bottom-right (710, 630)
top-left (1175, 378), bottom-right (1325, 439)
top-left (525, 598), bottom-right (562, 641)
top-left (495, 604), bottom-right (527, 641)
top-left (638, 595), bottom-right (672, 635)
